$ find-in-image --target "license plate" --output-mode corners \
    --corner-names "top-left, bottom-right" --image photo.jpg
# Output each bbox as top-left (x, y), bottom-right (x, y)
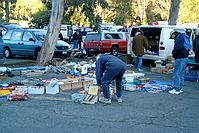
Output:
top-left (62, 51), bottom-right (67, 54)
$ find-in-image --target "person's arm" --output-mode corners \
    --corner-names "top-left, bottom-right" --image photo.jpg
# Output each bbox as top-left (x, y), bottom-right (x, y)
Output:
top-left (193, 37), bottom-right (196, 52)
top-left (96, 60), bottom-right (103, 86)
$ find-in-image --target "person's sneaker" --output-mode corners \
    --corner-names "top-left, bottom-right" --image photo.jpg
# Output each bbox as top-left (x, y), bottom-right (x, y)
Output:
top-left (169, 89), bottom-right (177, 94)
top-left (175, 89), bottom-right (183, 95)
top-left (117, 97), bottom-right (123, 103)
top-left (169, 89), bottom-right (183, 95)
top-left (99, 97), bottom-right (111, 104)
top-left (138, 69), bottom-right (143, 72)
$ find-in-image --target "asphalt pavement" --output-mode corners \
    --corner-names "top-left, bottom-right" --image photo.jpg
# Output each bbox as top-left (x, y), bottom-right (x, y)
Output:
top-left (0, 57), bottom-right (199, 133)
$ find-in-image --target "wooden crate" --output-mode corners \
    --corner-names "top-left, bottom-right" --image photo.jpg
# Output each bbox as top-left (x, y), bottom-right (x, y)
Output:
top-left (71, 81), bottom-right (83, 90)
top-left (59, 82), bottom-right (72, 91)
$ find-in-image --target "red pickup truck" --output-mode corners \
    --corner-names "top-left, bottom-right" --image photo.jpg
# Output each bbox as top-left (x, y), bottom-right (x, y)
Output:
top-left (83, 31), bottom-right (128, 56)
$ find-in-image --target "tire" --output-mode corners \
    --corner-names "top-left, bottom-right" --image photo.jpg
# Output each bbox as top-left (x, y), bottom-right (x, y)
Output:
top-left (4, 47), bottom-right (12, 58)
top-left (111, 46), bottom-right (119, 56)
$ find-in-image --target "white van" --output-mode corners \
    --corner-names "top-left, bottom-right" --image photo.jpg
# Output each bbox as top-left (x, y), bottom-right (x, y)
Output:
top-left (128, 25), bottom-right (194, 61)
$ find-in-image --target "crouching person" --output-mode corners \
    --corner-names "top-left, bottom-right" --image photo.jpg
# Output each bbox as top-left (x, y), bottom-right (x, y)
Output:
top-left (96, 54), bottom-right (126, 104)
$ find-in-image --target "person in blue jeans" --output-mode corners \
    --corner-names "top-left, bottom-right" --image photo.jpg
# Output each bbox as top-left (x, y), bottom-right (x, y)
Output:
top-left (169, 30), bottom-right (190, 95)
top-left (96, 54), bottom-right (126, 104)
top-left (132, 30), bottom-right (148, 71)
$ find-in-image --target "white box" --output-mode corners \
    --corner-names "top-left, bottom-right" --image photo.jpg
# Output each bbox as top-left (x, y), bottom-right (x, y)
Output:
top-left (46, 80), bottom-right (59, 94)
top-left (28, 86), bottom-right (45, 94)
top-left (125, 74), bottom-right (134, 83)
top-left (15, 86), bottom-right (29, 93)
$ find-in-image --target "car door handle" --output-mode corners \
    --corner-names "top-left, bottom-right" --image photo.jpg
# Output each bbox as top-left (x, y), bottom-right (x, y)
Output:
top-left (18, 43), bottom-right (24, 45)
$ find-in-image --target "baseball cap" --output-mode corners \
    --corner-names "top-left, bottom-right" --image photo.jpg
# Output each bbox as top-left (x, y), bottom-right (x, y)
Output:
top-left (170, 30), bottom-right (176, 39)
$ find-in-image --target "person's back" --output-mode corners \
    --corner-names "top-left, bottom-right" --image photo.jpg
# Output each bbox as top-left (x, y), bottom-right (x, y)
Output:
top-left (132, 33), bottom-right (148, 56)
top-left (96, 54), bottom-right (126, 71)
top-left (73, 32), bottom-right (78, 40)
top-left (193, 35), bottom-right (199, 63)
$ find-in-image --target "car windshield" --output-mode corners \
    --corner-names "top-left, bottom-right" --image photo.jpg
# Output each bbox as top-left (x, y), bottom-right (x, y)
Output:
top-left (32, 30), bottom-right (47, 41)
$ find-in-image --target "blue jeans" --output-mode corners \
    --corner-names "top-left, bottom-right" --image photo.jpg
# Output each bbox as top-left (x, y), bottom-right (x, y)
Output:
top-left (135, 56), bottom-right (143, 70)
top-left (73, 40), bottom-right (78, 49)
top-left (173, 58), bottom-right (188, 91)
top-left (101, 69), bottom-right (126, 99)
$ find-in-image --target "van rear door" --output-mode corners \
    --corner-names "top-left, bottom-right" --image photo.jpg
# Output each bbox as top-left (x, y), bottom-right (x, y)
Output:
top-left (140, 27), bottom-right (161, 55)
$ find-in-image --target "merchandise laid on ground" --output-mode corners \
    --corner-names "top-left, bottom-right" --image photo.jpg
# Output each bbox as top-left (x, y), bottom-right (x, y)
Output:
top-left (0, 57), bottom-right (198, 104)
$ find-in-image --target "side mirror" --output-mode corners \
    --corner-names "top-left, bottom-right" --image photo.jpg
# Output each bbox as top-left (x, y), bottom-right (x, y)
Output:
top-left (29, 38), bottom-right (35, 42)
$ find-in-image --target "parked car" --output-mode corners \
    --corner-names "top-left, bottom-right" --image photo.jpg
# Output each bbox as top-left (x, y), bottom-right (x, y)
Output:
top-left (83, 31), bottom-right (128, 56)
top-left (0, 37), bottom-right (4, 58)
top-left (0, 23), bottom-right (22, 36)
top-left (2, 29), bottom-right (72, 58)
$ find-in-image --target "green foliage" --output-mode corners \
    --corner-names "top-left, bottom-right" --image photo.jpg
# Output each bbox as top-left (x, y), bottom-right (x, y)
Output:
top-left (14, 0), bottom-right (45, 20)
top-left (5, 0), bottom-right (198, 28)
top-left (31, 9), bottom-right (50, 28)
top-left (0, 1), bottom-right (4, 23)
top-left (65, 0), bottom-right (108, 29)
top-left (146, 0), bottom-right (170, 23)
top-left (110, 0), bottom-right (133, 26)
top-left (178, 0), bottom-right (199, 23)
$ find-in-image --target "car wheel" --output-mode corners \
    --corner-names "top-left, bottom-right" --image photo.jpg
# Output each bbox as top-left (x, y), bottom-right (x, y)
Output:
top-left (4, 47), bottom-right (12, 58)
top-left (24, 96), bottom-right (28, 100)
top-left (111, 46), bottom-right (119, 56)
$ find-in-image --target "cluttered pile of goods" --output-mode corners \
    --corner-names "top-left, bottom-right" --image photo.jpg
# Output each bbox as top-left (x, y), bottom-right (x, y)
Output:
top-left (0, 59), bottom-right (174, 104)
top-left (122, 71), bottom-right (173, 94)
top-left (0, 60), bottom-right (96, 101)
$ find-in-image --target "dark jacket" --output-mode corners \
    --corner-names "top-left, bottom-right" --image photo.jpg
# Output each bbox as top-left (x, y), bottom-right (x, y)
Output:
top-left (193, 35), bottom-right (199, 63)
top-left (132, 34), bottom-right (148, 56)
top-left (96, 54), bottom-right (126, 86)
top-left (77, 32), bottom-right (82, 43)
top-left (193, 35), bottom-right (199, 52)
top-left (73, 32), bottom-right (78, 41)
top-left (172, 33), bottom-right (189, 59)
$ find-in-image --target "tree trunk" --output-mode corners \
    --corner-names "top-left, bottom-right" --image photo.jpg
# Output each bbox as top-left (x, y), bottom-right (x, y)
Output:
top-left (36, 0), bottom-right (64, 66)
top-left (168, 0), bottom-right (181, 25)
top-left (5, 0), bottom-right (10, 23)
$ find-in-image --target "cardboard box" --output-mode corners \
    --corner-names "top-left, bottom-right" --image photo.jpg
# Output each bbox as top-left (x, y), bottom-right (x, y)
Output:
top-left (59, 78), bottom-right (93, 91)
top-left (150, 67), bottom-right (164, 73)
top-left (71, 81), bottom-right (83, 89)
top-left (81, 85), bottom-right (99, 104)
top-left (155, 60), bottom-right (163, 68)
top-left (59, 81), bottom-right (72, 91)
